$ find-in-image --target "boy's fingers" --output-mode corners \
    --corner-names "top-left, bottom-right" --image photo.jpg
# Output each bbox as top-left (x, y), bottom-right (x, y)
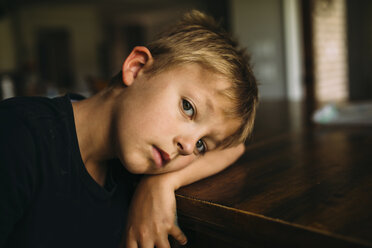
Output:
top-left (134, 240), bottom-right (153, 248)
top-left (125, 239), bottom-right (138, 248)
top-left (169, 225), bottom-right (188, 245)
top-left (155, 236), bottom-right (171, 248)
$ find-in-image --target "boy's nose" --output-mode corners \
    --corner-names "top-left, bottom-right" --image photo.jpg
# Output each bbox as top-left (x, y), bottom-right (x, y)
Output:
top-left (175, 136), bottom-right (195, 156)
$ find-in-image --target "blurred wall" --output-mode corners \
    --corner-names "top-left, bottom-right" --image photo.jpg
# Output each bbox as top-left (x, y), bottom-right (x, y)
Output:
top-left (231, 0), bottom-right (287, 100)
top-left (0, 17), bottom-right (16, 72)
top-left (0, 1), bottom-right (206, 96)
top-left (312, 0), bottom-right (349, 103)
top-left (347, 0), bottom-right (372, 101)
top-left (17, 4), bottom-right (102, 92)
top-left (1, 0), bottom-right (298, 100)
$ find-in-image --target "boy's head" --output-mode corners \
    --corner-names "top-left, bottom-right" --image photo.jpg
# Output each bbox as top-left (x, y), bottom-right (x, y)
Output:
top-left (145, 10), bottom-right (258, 147)
top-left (114, 10), bottom-right (258, 147)
top-left (109, 10), bottom-right (258, 174)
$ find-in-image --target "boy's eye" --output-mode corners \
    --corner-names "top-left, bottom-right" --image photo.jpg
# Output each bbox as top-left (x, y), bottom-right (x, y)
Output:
top-left (182, 99), bottom-right (194, 117)
top-left (196, 139), bottom-right (206, 154)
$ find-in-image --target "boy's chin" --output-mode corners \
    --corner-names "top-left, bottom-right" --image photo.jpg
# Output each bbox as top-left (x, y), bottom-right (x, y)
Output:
top-left (120, 160), bottom-right (163, 175)
top-left (117, 158), bottom-right (142, 174)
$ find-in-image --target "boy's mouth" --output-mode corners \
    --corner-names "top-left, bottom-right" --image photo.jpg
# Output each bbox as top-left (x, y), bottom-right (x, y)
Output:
top-left (152, 146), bottom-right (170, 168)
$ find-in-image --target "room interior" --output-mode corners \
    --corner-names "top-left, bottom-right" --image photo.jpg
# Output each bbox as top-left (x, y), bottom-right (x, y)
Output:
top-left (1, 0), bottom-right (371, 247)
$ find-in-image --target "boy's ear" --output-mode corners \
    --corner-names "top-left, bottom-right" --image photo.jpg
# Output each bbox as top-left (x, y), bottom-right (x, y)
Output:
top-left (122, 46), bottom-right (153, 86)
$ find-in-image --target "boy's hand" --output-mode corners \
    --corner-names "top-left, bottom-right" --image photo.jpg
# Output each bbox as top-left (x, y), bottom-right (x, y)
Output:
top-left (122, 174), bottom-right (187, 248)
top-left (121, 143), bottom-right (245, 248)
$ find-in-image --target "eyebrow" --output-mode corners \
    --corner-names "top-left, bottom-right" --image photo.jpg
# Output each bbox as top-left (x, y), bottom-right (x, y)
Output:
top-left (191, 91), bottom-right (213, 119)
top-left (205, 132), bottom-right (224, 151)
top-left (205, 97), bottom-right (215, 114)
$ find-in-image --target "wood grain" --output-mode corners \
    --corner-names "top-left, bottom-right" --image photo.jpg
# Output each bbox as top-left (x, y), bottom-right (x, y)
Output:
top-left (174, 101), bottom-right (372, 247)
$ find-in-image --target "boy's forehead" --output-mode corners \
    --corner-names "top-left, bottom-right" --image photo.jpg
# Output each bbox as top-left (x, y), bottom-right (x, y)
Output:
top-left (198, 78), bottom-right (236, 118)
top-left (168, 63), bottom-right (232, 89)
top-left (207, 114), bottom-right (241, 150)
top-left (178, 64), bottom-right (233, 100)
top-left (194, 64), bottom-right (232, 90)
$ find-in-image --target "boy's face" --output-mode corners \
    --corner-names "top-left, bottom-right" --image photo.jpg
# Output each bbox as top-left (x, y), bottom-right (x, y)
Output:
top-left (114, 63), bottom-right (241, 174)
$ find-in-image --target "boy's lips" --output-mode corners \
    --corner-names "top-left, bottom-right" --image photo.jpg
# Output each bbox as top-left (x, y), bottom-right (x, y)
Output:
top-left (152, 146), bottom-right (170, 168)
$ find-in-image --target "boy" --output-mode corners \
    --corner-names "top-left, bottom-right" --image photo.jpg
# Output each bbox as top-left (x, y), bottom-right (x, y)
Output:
top-left (0, 10), bottom-right (258, 248)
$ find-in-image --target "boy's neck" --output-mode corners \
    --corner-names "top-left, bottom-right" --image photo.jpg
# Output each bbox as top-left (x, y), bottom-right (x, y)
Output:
top-left (71, 89), bottom-right (117, 186)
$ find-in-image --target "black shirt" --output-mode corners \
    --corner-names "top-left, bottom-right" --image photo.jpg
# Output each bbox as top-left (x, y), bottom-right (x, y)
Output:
top-left (0, 95), bottom-right (134, 248)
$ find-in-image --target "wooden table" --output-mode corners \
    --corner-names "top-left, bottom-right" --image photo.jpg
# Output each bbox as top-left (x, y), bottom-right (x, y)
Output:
top-left (173, 101), bottom-right (372, 247)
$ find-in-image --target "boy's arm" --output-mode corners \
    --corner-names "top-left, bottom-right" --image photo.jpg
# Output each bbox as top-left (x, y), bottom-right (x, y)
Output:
top-left (163, 143), bottom-right (245, 190)
top-left (123, 143), bottom-right (245, 248)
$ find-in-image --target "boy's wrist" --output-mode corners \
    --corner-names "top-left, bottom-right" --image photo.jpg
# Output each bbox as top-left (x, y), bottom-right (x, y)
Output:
top-left (159, 172), bottom-right (182, 191)
top-left (158, 171), bottom-right (184, 191)
top-left (143, 172), bottom-right (182, 192)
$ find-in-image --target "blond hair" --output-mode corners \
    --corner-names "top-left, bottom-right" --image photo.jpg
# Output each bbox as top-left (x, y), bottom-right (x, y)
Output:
top-left (145, 10), bottom-right (258, 146)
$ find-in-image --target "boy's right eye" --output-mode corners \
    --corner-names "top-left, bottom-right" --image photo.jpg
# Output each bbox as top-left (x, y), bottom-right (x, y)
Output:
top-left (182, 99), bottom-right (194, 118)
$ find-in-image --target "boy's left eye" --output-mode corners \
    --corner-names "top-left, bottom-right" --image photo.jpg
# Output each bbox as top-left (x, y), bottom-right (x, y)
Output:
top-left (182, 99), bottom-right (194, 117)
top-left (196, 139), bottom-right (206, 154)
